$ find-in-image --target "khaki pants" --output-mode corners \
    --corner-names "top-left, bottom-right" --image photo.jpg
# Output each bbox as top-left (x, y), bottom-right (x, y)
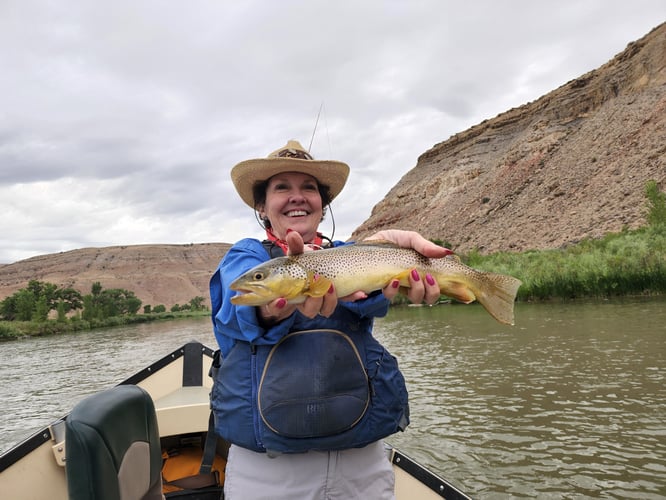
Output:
top-left (224, 440), bottom-right (395, 500)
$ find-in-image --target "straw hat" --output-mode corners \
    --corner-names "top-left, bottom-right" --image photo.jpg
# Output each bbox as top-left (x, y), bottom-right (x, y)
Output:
top-left (230, 140), bottom-right (350, 208)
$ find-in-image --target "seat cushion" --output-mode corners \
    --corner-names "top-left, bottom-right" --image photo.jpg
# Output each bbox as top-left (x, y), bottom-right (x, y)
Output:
top-left (66, 385), bottom-right (163, 500)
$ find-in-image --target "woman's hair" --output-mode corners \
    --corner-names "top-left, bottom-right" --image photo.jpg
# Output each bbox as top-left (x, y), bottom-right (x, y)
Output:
top-left (253, 178), bottom-right (333, 229)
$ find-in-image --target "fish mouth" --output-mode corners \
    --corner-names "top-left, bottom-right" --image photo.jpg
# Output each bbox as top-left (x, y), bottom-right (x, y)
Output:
top-left (229, 279), bottom-right (278, 298)
top-left (229, 282), bottom-right (266, 294)
top-left (229, 285), bottom-right (274, 305)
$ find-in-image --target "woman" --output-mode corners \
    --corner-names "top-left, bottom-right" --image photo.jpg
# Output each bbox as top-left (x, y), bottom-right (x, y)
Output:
top-left (210, 140), bottom-right (450, 500)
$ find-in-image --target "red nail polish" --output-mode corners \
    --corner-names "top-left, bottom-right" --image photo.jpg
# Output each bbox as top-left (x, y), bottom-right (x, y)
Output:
top-left (411, 269), bottom-right (420, 281)
top-left (276, 298), bottom-right (286, 309)
top-left (391, 280), bottom-right (400, 289)
top-left (328, 284), bottom-right (334, 294)
top-left (286, 229), bottom-right (294, 234)
top-left (426, 274), bottom-right (436, 286)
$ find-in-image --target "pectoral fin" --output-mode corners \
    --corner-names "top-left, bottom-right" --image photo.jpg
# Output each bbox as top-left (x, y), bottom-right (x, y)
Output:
top-left (304, 273), bottom-right (333, 297)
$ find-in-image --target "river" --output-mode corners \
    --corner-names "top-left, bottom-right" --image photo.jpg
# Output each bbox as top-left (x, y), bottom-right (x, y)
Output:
top-left (1, 297), bottom-right (665, 499)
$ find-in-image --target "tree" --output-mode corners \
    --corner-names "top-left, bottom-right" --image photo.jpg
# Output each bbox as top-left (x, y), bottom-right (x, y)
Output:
top-left (189, 296), bottom-right (207, 311)
top-left (0, 280), bottom-right (82, 322)
top-left (81, 283), bottom-right (142, 320)
top-left (27, 280), bottom-right (58, 311)
top-left (97, 289), bottom-right (141, 317)
top-left (56, 287), bottom-right (83, 313)
top-left (15, 289), bottom-right (35, 321)
top-left (1, 294), bottom-right (18, 321)
top-left (56, 299), bottom-right (67, 323)
top-left (33, 296), bottom-right (49, 322)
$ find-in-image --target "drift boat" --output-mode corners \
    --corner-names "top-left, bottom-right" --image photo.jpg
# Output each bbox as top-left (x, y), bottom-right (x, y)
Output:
top-left (0, 341), bottom-right (471, 499)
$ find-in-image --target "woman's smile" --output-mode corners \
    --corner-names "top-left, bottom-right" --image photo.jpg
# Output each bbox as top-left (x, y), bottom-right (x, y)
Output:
top-left (261, 172), bottom-right (323, 242)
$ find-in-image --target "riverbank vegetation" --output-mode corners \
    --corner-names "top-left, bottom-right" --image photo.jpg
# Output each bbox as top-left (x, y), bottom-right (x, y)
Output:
top-left (0, 309), bottom-right (208, 340)
top-left (467, 180), bottom-right (666, 301)
top-left (0, 280), bottom-right (209, 340)
top-left (468, 223), bottom-right (665, 301)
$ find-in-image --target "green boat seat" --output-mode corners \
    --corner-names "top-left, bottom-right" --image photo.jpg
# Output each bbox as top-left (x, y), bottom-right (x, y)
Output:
top-left (65, 385), bottom-right (164, 500)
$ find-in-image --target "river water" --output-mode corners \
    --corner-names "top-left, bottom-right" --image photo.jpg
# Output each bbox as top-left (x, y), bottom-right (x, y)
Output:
top-left (1, 298), bottom-right (665, 499)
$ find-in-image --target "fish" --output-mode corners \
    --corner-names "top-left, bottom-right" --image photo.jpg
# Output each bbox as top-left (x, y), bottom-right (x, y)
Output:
top-left (229, 240), bottom-right (522, 325)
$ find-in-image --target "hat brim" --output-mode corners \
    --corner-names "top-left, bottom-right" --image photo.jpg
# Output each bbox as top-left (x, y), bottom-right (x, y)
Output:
top-left (231, 157), bottom-right (350, 208)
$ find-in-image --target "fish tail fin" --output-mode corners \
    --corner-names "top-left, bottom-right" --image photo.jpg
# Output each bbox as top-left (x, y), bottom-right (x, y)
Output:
top-left (474, 273), bottom-right (522, 325)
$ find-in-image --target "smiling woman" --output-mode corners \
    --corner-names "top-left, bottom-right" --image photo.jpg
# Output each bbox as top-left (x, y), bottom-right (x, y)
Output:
top-left (209, 139), bottom-right (451, 499)
top-left (258, 172), bottom-right (328, 247)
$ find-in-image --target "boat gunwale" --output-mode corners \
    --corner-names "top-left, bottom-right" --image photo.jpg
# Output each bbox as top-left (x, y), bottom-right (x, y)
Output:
top-left (391, 447), bottom-right (471, 499)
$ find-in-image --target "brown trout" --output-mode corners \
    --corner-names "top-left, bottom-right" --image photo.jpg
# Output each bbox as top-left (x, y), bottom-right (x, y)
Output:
top-left (230, 240), bottom-right (522, 325)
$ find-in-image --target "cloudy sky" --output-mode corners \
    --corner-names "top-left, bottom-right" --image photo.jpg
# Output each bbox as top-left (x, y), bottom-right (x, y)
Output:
top-left (1, 1), bottom-right (664, 264)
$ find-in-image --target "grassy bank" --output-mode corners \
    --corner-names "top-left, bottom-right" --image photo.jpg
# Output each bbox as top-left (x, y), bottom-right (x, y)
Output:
top-left (467, 224), bottom-right (666, 301)
top-left (0, 310), bottom-right (209, 341)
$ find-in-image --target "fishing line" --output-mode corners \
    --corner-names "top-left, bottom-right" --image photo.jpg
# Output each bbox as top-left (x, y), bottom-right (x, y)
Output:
top-left (254, 209), bottom-right (267, 230)
top-left (327, 203), bottom-right (336, 242)
top-left (308, 101), bottom-right (324, 153)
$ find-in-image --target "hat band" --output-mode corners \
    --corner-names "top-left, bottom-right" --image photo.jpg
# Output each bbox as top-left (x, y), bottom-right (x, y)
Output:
top-left (275, 148), bottom-right (313, 160)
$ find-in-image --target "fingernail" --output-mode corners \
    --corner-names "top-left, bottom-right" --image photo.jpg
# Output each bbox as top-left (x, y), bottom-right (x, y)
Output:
top-left (426, 274), bottom-right (436, 286)
top-left (276, 298), bottom-right (287, 309)
top-left (391, 280), bottom-right (400, 289)
top-left (314, 273), bottom-right (319, 281)
top-left (328, 284), bottom-right (334, 294)
top-left (411, 269), bottom-right (420, 281)
top-left (286, 228), bottom-right (294, 234)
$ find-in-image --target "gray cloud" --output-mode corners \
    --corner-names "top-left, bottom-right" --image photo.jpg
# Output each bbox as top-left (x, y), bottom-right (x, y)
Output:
top-left (1, 0), bottom-right (664, 263)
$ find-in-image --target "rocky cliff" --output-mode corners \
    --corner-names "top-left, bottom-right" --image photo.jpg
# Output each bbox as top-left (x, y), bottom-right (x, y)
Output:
top-left (352, 23), bottom-right (666, 253)
top-left (1, 24), bottom-right (665, 308)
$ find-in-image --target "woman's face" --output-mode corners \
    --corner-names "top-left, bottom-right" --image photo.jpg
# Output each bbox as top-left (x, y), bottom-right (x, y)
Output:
top-left (260, 172), bottom-right (323, 242)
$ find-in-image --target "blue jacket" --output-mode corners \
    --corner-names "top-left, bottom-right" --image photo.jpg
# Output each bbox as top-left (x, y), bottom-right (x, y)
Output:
top-left (209, 238), bottom-right (409, 453)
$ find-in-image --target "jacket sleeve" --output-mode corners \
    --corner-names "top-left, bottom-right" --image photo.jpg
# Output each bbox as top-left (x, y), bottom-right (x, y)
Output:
top-left (210, 239), bottom-right (296, 353)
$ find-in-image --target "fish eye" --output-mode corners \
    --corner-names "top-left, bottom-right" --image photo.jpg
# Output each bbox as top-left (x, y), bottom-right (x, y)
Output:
top-left (253, 272), bottom-right (264, 281)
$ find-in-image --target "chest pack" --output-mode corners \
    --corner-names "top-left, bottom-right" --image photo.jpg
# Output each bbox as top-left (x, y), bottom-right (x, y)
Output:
top-left (211, 326), bottom-right (408, 454)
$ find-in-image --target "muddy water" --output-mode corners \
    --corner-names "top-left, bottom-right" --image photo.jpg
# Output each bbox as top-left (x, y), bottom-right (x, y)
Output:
top-left (1, 297), bottom-right (665, 498)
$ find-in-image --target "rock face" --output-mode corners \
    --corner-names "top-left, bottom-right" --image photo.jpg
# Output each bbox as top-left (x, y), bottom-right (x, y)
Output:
top-left (352, 23), bottom-right (666, 253)
top-left (0, 244), bottom-right (231, 309)
top-left (2, 25), bottom-right (665, 308)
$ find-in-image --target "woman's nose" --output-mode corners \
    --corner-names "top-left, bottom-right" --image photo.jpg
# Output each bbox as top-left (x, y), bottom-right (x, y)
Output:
top-left (288, 191), bottom-right (306, 203)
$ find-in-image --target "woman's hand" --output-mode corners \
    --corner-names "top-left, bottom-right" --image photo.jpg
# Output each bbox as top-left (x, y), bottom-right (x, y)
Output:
top-left (256, 231), bottom-right (344, 323)
top-left (365, 229), bottom-right (452, 258)
top-left (367, 230), bottom-right (451, 305)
